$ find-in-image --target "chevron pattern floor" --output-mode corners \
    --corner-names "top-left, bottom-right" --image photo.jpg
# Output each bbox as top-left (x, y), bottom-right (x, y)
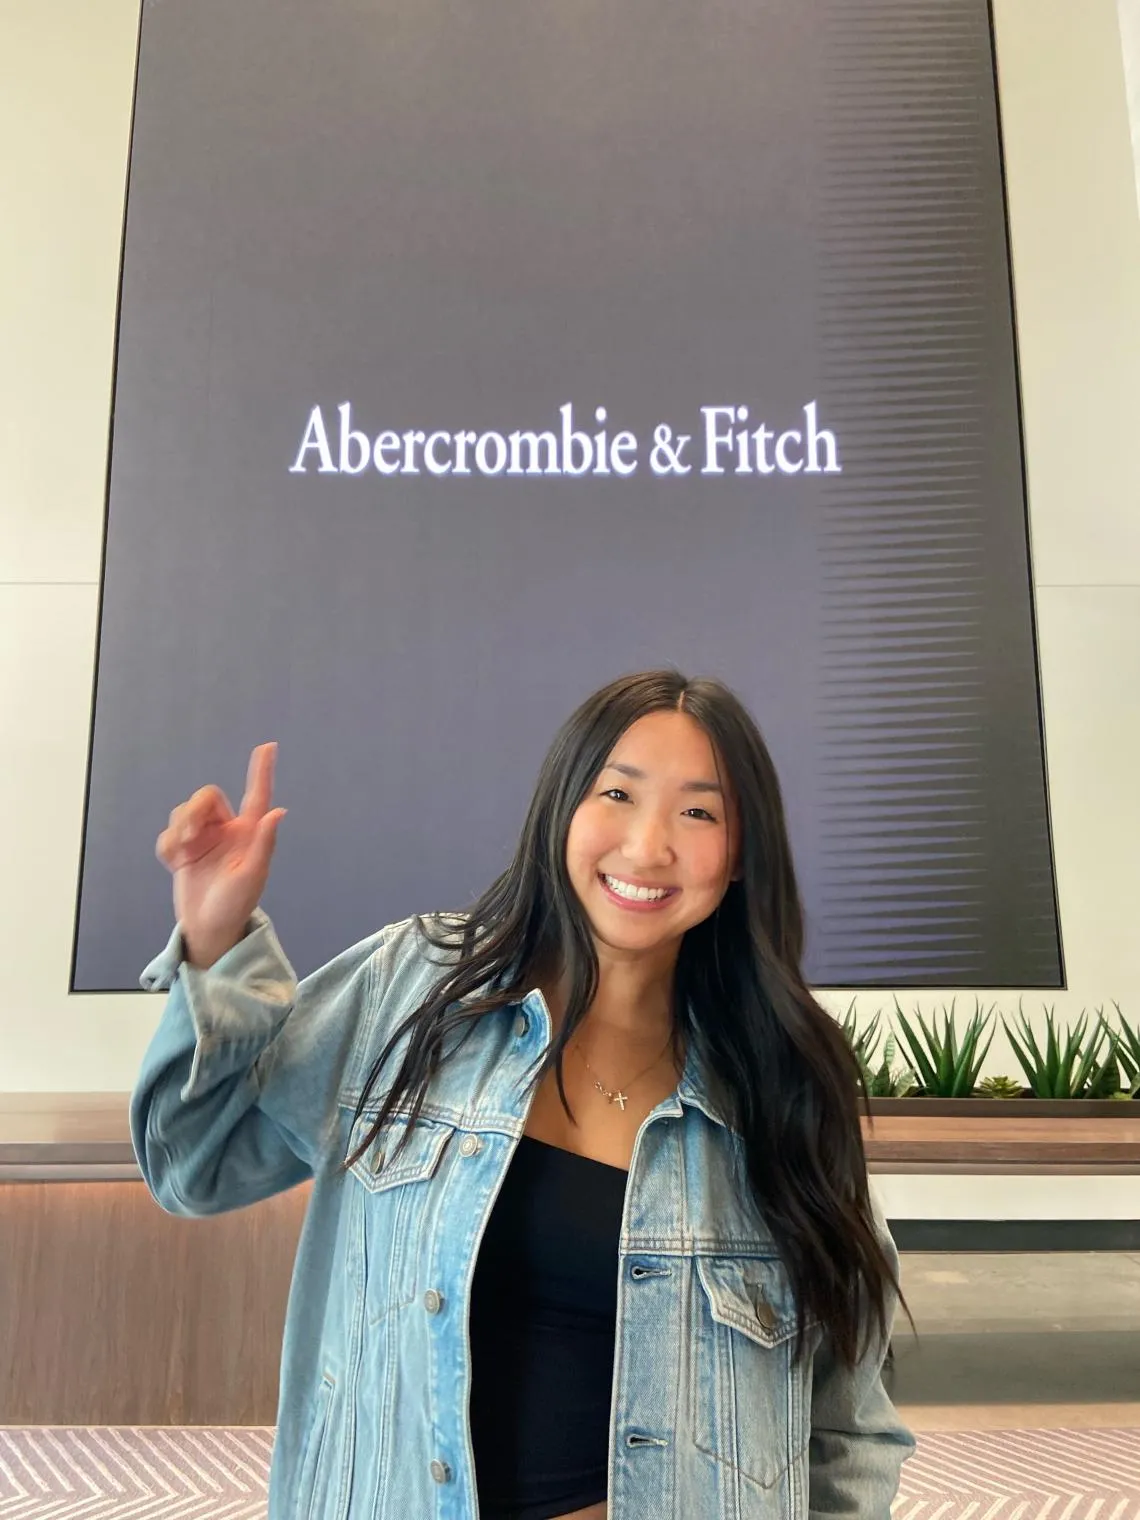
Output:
top-left (0, 1428), bottom-right (274, 1518)
top-left (892, 1426), bottom-right (1140, 1519)
top-left (0, 1425), bottom-right (1137, 1517)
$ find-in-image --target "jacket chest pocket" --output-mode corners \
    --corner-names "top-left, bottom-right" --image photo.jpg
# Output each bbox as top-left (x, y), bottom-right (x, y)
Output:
top-left (689, 1255), bottom-right (814, 1492)
top-left (346, 1113), bottom-right (454, 1326)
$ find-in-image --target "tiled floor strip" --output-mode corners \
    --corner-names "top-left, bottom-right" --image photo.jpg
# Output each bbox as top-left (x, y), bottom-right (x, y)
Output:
top-left (0, 1426), bottom-right (1136, 1517)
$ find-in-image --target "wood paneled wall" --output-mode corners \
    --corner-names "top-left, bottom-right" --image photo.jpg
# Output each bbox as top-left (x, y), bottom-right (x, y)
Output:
top-left (0, 1180), bottom-right (308, 1425)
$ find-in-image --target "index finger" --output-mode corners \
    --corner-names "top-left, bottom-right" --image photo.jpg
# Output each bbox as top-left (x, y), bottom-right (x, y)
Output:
top-left (239, 742), bottom-right (277, 820)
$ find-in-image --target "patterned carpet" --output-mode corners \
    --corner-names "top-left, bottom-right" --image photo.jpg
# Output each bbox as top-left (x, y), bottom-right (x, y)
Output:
top-left (0, 1425), bottom-right (1136, 1517)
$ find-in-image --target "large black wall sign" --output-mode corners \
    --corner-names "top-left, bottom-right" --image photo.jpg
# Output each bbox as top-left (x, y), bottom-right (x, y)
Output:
top-left (75, 0), bottom-right (1062, 990)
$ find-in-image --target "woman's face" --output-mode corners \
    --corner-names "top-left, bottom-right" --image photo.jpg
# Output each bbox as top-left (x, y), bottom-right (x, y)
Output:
top-left (565, 709), bottom-right (740, 963)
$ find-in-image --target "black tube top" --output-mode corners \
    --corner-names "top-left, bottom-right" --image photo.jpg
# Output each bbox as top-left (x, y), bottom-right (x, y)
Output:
top-left (469, 1135), bottom-right (628, 1520)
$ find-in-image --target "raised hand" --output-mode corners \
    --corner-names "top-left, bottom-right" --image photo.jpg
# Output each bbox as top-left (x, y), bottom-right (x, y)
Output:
top-left (155, 743), bottom-right (287, 968)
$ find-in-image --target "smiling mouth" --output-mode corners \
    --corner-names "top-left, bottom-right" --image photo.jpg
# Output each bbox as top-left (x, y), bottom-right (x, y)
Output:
top-left (599, 873), bottom-right (679, 906)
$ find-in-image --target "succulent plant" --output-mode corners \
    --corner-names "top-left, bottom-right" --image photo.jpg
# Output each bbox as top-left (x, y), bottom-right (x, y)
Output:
top-left (866, 1033), bottom-right (918, 1098)
top-left (839, 1005), bottom-right (917, 1098)
top-left (977, 1075), bottom-right (1023, 1099)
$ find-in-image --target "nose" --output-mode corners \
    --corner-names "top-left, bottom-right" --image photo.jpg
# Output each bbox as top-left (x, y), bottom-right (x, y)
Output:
top-left (620, 810), bottom-right (675, 868)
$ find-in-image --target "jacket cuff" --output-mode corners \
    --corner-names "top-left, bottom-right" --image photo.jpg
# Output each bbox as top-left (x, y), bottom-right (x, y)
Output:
top-left (138, 907), bottom-right (273, 993)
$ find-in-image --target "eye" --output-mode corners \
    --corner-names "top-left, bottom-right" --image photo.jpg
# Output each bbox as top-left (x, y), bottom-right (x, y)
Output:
top-left (684, 806), bottom-right (718, 822)
top-left (601, 787), bottom-right (631, 802)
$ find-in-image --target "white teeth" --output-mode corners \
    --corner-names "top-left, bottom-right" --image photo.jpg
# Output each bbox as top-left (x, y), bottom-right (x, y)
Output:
top-left (603, 875), bottom-right (672, 902)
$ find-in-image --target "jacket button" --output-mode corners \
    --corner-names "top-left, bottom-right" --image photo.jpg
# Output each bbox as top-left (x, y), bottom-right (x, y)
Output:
top-left (429, 1459), bottom-right (452, 1484)
top-left (514, 1013), bottom-right (528, 1037)
top-left (459, 1134), bottom-right (481, 1158)
top-left (370, 1148), bottom-right (386, 1175)
top-left (423, 1289), bottom-right (444, 1314)
top-left (754, 1295), bottom-right (777, 1331)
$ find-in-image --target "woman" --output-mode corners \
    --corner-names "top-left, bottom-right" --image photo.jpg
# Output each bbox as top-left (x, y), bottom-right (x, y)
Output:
top-left (132, 669), bottom-right (916, 1520)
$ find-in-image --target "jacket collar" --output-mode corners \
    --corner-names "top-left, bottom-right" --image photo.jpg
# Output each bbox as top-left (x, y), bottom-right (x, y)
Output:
top-left (676, 1036), bottom-right (731, 1130)
top-left (517, 987), bottom-right (731, 1131)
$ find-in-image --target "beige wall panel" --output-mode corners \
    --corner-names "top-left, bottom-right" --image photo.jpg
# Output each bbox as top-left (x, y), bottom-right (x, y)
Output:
top-left (1034, 585), bottom-right (1140, 997)
top-left (994, 0), bottom-right (1140, 587)
top-left (0, 585), bottom-right (154, 1089)
top-left (0, 0), bottom-right (138, 585)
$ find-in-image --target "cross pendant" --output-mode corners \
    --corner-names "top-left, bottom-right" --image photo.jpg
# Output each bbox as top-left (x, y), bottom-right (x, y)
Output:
top-left (612, 1091), bottom-right (629, 1111)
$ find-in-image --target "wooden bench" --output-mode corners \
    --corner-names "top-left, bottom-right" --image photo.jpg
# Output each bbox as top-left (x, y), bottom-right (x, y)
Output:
top-left (861, 1111), bottom-right (1140, 1172)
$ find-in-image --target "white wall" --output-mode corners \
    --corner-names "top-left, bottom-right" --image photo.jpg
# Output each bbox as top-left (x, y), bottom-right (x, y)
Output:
top-left (1, 0), bottom-right (142, 1088)
top-left (2, 1), bottom-right (1138, 1120)
top-left (1118, 0), bottom-right (1140, 215)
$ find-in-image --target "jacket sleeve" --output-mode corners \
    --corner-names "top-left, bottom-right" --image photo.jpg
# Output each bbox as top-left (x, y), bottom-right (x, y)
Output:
top-left (807, 1203), bottom-right (917, 1517)
top-left (130, 908), bottom-right (401, 1217)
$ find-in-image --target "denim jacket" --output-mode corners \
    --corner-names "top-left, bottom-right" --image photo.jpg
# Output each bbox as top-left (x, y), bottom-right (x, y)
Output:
top-left (132, 908), bottom-right (915, 1520)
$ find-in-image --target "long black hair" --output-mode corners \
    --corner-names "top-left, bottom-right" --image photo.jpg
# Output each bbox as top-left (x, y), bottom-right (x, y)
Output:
top-left (344, 669), bottom-right (912, 1370)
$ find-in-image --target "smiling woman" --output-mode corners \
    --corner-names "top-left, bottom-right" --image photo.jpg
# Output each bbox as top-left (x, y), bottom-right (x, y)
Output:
top-left (132, 669), bottom-right (916, 1520)
top-left (566, 712), bottom-right (739, 946)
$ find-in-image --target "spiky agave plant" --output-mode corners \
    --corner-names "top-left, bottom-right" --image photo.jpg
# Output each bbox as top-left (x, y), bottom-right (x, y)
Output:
top-left (892, 997), bottom-right (997, 1098)
top-left (1003, 1003), bottom-right (1107, 1099)
top-left (839, 999), bottom-right (885, 1092)
top-left (1107, 1004), bottom-right (1140, 1097)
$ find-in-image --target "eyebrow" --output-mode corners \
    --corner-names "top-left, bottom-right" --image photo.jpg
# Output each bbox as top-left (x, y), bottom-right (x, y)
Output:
top-left (602, 762), bottom-right (724, 795)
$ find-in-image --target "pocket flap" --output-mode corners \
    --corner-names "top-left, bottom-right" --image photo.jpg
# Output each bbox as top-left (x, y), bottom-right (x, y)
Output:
top-left (347, 1112), bottom-right (453, 1194)
top-left (696, 1256), bottom-right (802, 1349)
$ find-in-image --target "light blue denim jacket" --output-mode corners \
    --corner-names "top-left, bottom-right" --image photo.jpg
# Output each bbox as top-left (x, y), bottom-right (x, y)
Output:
top-left (132, 908), bottom-right (915, 1520)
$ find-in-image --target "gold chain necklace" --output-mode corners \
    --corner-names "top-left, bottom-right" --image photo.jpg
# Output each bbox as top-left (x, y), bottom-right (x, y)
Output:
top-left (574, 1033), bottom-right (674, 1112)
